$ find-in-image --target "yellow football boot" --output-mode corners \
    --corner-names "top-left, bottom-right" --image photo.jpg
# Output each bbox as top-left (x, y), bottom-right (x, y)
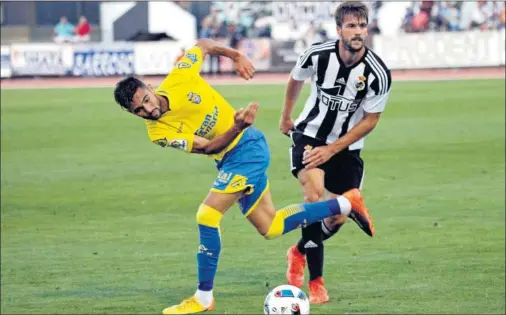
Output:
top-left (162, 296), bottom-right (214, 314)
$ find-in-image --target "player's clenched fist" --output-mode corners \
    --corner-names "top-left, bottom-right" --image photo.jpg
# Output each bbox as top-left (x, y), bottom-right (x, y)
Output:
top-left (279, 117), bottom-right (294, 136)
top-left (234, 103), bottom-right (259, 130)
top-left (234, 54), bottom-right (255, 80)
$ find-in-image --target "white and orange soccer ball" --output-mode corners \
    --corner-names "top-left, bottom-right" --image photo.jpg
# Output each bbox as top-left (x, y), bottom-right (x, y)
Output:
top-left (263, 284), bottom-right (310, 315)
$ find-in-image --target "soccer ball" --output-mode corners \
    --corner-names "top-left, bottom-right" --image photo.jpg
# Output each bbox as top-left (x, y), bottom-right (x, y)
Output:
top-left (263, 284), bottom-right (310, 315)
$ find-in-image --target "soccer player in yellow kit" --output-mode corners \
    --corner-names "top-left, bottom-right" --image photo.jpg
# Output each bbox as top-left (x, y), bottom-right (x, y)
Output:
top-left (113, 38), bottom-right (374, 314)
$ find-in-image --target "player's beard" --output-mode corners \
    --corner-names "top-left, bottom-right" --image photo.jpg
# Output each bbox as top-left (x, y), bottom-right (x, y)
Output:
top-left (144, 109), bottom-right (161, 121)
top-left (343, 37), bottom-right (364, 53)
top-left (145, 99), bottom-right (165, 121)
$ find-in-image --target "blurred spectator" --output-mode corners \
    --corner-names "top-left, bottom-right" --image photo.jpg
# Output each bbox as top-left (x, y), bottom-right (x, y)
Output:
top-left (368, 1), bottom-right (383, 34)
top-left (437, 2), bottom-right (460, 31)
top-left (202, 1), bottom-right (504, 39)
top-left (74, 16), bottom-right (91, 42)
top-left (303, 21), bottom-right (319, 46)
top-left (209, 7), bottom-right (223, 74)
top-left (53, 16), bottom-right (74, 43)
top-left (411, 10), bottom-right (430, 32)
top-left (285, 18), bottom-right (304, 41)
top-left (253, 11), bottom-right (274, 38)
top-left (500, 6), bottom-right (506, 29)
top-left (303, 21), bottom-right (328, 46)
top-left (200, 16), bottom-right (213, 38)
top-left (399, 1), bottom-right (504, 33)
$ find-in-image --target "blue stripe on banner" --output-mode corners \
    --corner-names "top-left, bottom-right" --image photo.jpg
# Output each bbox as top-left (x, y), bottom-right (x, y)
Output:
top-left (72, 50), bottom-right (135, 77)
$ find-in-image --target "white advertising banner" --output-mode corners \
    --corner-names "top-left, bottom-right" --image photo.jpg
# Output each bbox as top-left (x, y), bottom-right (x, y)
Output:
top-left (373, 30), bottom-right (506, 69)
top-left (10, 43), bottom-right (74, 76)
top-left (134, 42), bottom-right (182, 75)
top-left (1, 45), bottom-right (11, 78)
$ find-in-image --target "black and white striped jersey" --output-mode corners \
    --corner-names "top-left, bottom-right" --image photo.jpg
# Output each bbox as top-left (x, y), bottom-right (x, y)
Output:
top-left (291, 40), bottom-right (392, 151)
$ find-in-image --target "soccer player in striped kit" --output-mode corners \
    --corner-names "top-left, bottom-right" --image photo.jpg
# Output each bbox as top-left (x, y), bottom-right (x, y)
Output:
top-left (280, 1), bottom-right (392, 304)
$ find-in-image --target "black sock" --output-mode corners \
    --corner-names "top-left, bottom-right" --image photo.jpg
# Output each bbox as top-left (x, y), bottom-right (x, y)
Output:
top-left (296, 222), bottom-right (323, 281)
top-left (297, 220), bottom-right (345, 254)
top-left (321, 220), bottom-right (344, 241)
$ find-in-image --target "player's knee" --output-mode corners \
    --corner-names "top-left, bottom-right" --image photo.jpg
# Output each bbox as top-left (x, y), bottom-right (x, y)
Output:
top-left (263, 211), bottom-right (284, 240)
top-left (196, 204), bottom-right (223, 227)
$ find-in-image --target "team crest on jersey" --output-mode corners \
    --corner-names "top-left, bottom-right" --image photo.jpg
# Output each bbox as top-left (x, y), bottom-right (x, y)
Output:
top-left (354, 75), bottom-right (366, 91)
top-left (185, 53), bottom-right (198, 64)
top-left (187, 92), bottom-right (201, 104)
top-left (153, 137), bottom-right (169, 147)
top-left (228, 174), bottom-right (248, 190)
top-left (177, 62), bottom-right (191, 69)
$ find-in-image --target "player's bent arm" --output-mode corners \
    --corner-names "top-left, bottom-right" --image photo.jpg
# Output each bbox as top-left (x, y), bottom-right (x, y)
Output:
top-left (328, 112), bottom-right (381, 154)
top-left (195, 38), bottom-right (241, 61)
top-left (191, 126), bottom-right (243, 155)
top-left (282, 75), bottom-right (306, 120)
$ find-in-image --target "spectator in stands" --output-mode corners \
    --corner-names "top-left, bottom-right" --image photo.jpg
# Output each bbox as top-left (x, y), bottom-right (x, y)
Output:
top-left (438, 2), bottom-right (460, 31)
top-left (206, 7), bottom-right (223, 75)
top-left (419, 1), bottom-right (435, 18)
top-left (286, 18), bottom-right (304, 41)
top-left (500, 5), bottom-right (506, 29)
top-left (368, 1), bottom-right (382, 34)
top-left (53, 16), bottom-right (74, 43)
top-left (459, 2), bottom-right (485, 31)
top-left (411, 10), bottom-right (429, 32)
top-left (74, 16), bottom-right (91, 42)
top-left (254, 11), bottom-right (274, 38)
top-left (402, 6), bottom-right (416, 32)
top-left (303, 21), bottom-right (319, 46)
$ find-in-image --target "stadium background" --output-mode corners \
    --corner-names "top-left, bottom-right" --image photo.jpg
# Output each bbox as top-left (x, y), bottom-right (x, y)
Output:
top-left (1, 1), bottom-right (505, 314)
top-left (0, 1), bottom-right (504, 80)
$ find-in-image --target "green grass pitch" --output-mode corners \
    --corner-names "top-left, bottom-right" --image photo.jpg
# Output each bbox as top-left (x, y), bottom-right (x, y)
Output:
top-left (1, 79), bottom-right (505, 314)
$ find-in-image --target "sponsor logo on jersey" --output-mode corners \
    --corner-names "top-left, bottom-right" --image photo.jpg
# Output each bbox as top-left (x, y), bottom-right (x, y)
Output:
top-left (195, 106), bottom-right (219, 138)
top-left (154, 137), bottom-right (188, 150)
top-left (177, 62), bottom-right (191, 69)
top-left (168, 139), bottom-right (188, 151)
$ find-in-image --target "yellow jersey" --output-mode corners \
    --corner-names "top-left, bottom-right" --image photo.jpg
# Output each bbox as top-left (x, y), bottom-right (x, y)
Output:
top-left (145, 46), bottom-right (243, 160)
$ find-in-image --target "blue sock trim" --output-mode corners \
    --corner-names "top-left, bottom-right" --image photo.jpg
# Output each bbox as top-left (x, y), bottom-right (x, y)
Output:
top-left (326, 198), bottom-right (341, 215)
top-left (198, 281), bottom-right (213, 291)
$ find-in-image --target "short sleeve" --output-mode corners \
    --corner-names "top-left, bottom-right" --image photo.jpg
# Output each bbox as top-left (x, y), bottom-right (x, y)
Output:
top-left (291, 47), bottom-right (316, 81)
top-left (171, 46), bottom-right (204, 79)
top-left (147, 122), bottom-right (194, 153)
top-left (362, 69), bottom-right (392, 113)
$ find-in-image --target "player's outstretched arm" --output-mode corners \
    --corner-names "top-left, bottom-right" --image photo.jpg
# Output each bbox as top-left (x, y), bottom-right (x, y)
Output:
top-left (195, 38), bottom-right (255, 80)
top-left (280, 75), bottom-right (305, 135)
top-left (192, 103), bottom-right (259, 155)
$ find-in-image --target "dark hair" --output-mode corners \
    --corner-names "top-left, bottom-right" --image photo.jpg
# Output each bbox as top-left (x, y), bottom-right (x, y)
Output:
top-left (113, 76), bottom-right (146, 111)
top-left (334, 1), bottom-right (369, 27)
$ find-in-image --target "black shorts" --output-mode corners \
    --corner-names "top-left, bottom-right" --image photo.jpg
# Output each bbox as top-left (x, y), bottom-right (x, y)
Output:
top-left (289, 132), bottom-right (364, 195)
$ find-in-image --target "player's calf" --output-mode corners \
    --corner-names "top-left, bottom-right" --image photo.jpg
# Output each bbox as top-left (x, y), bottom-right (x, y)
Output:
top-left (195, 204), bottom-right (223, 307)
top-left (261, 192), bottom-right (356, 240)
